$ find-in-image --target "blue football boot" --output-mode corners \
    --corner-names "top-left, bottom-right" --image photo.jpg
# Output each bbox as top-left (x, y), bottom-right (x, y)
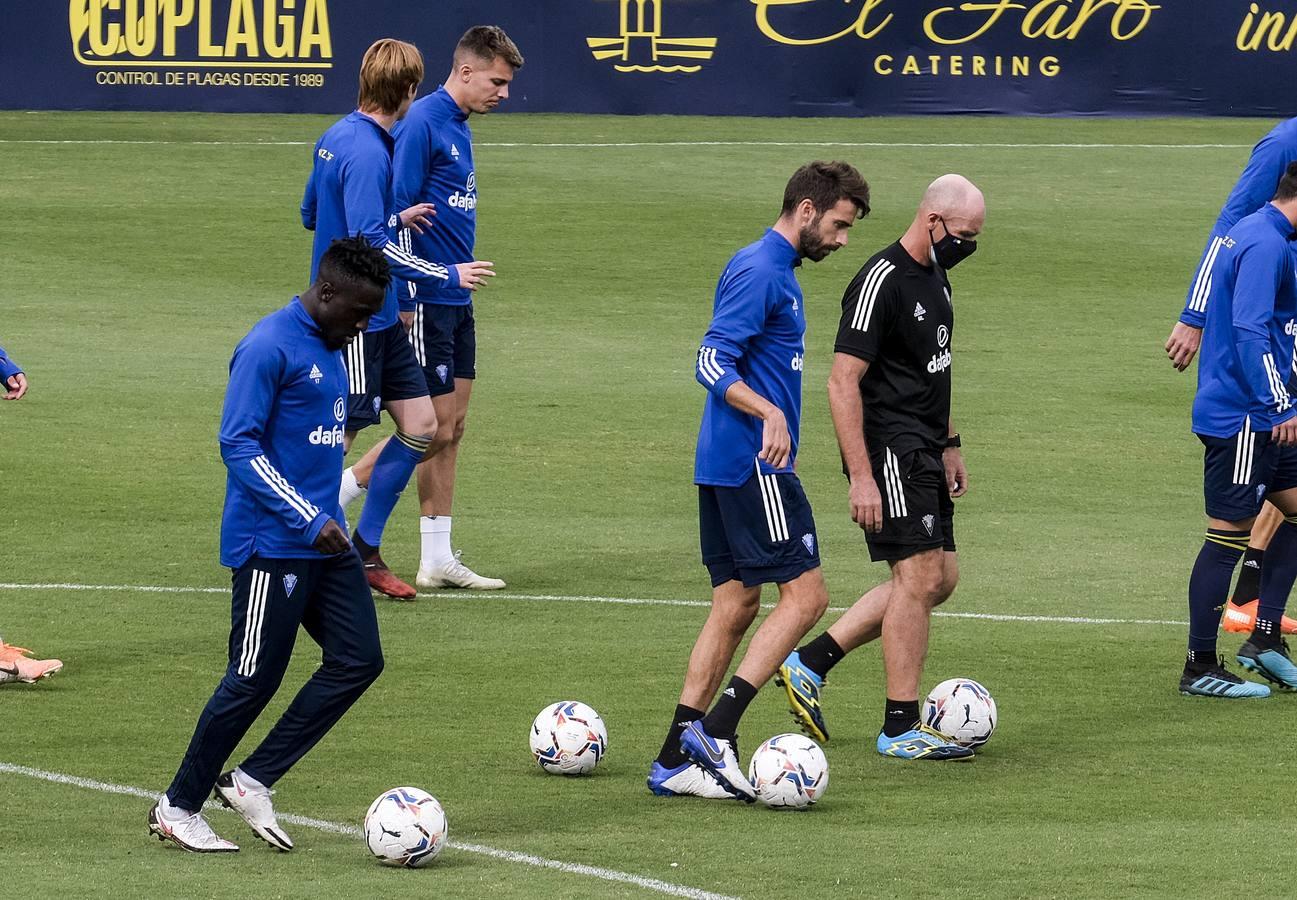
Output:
top-left (679, 721), bottom-right (756, 802)
top-left (776, 650), bottom-right (829, 743)
top-left (646, 760), bottom-right (733, 799)
top-left (877, 724), bottom-right (975, 760)
top-left (1180, 656), bottom-right (1271, 698)
top-left (1236, 639), bottom-right (1297, 691)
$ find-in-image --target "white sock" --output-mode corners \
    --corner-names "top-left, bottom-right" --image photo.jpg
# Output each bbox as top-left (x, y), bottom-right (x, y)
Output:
top-left (420, 515), bottom-right (454, 568)
top-left (160, 794), bottom-right (194, 819)
top-left (234, 766), bottom-right (268, 792)
top-left (339, 467), bottom-right (366, 511)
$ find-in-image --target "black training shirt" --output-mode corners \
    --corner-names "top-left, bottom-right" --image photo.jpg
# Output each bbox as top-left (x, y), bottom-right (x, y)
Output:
top-left (834, 241), bottom-right (953, 457)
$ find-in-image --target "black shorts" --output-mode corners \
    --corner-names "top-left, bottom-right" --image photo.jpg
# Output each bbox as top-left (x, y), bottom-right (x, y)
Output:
top-left (408, 303), bottom-right (476, 397)
top-left (698, 469), bottom-right (821, 588)
top-left (863, 445), bottom-right (955, 562)
top-left (1200, 425), bottom-right (1297, 521)
top-left (343, 322), bottom-right (428, 430)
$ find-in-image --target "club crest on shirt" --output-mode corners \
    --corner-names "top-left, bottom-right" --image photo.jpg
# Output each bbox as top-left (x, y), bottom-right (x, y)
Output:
top-left (922, 514), bottom-right (935, 536)
top-left (283, 574), bottom-right (298, 597)
top-left (802, 533), bottom-right (815, 555)
top-left (436, 364), bottom-right (449, 383)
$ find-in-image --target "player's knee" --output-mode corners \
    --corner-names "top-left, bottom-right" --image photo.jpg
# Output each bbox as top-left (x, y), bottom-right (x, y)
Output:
top-left (450, 417), bottom-right (467, 446)
top-left (351, 648), bottom-right (384, 685)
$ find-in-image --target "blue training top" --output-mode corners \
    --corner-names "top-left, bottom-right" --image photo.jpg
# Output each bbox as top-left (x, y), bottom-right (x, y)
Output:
top-left (1193, 203), bottom-right (1297, 437)
top-left (219, 298), bottom-right (349, 568)
top-left (393, 87), bottom-right (476, 309)
top-left (1181, 118), bottom-right (1297, 328)
top-left (0, 343), bottom-right (22, 381)
top-left (695, 229), bottom-right (806, 487)
top-left (301, 111), bottom-right (459, 333)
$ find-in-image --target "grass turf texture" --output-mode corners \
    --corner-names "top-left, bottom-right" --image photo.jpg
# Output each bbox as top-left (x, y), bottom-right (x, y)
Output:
top-left (1, 111), bottom-right (1295, 897)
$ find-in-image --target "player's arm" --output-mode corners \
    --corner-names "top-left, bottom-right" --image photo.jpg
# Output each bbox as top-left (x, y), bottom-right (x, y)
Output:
top-left (944, 418), bottom-right (967, 498)
top-left (300, 158), bottom-right (319, 231)
top-left (0, 342), bottom-right (27, 400)
top-left (340, 153), bottom-right (493, 294)
top-left (1231, 240), bottom-right (1297, 443)
top-left (218, 339), bottom-right (338, 549)
top-left (695, 264), bottom-right (790, 468)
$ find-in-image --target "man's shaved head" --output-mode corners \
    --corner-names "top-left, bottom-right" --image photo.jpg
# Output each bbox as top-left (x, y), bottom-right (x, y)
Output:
top-left (921, 174), bottom-right (985, 222)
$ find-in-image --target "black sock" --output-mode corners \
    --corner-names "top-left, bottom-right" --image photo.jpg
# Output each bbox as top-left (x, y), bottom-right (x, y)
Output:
top-left (883, 698), bottom-right (920, 737)
top-left (1187, 529), bottom-right (1249, 657)
top-left (1255, 521), bottom-right (1297, 638)
top-left (701, 677), bottom-right (758, 738)
top-left (656, 704), bottom-right (703, 768)
top-left (1231, 546), bottom-right (1265, 604)
top-left (1251, 617), bottom-right (1284, 650)
top-left (353, 533), bottom-right (378, 560)
top-left (796, 633), bottom-right (845, 679)
top-left (1185, 648), bottom-right (1219, 671)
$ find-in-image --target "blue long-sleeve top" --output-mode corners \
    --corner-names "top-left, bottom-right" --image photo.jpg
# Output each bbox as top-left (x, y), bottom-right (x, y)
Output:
top-left (1193, 203), bottom-right (1297, 437)
top-left (1182, 118), bottom-right (1297, 327)
top-left (219, 298), bottom-right (349, 568)
top-left (393, 87), bottom-right (476, 309)
top-left (0, 343), bottom-right (22, 381)
top-left (301, 111), bottom-right (459, 333)
top-left (694, 230), bottom-right (806, 487)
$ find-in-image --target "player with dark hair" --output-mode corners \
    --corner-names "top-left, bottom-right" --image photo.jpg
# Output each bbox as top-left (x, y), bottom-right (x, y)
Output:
top-left (648, 161), bottom-right (870, 801)
top-left (342, 26), bottom-right (524, 591)
top-left (302, 38), bottom-right (495, 600)
top-left (148, 238), bottom-right (391, 853)
top-left (779, 174), bottom-right (985, 760)
top-left (1174, 162), bottom-right (1297, 697)
top-left (1166, 118), bottom-right (1297, 636)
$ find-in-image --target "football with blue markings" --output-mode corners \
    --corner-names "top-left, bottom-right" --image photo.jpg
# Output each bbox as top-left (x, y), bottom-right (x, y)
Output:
top-left (747, 733), bottom-right (829, 810)
top-left (529, 700), bottom-right (608, 775)
top-left (923, 678), bottom-right (997, 748)
top-left (362, 786), bottom-right (448, 867)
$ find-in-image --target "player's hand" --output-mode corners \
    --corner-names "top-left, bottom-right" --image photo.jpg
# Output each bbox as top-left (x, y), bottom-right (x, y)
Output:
top-left (944, 447), bottom-right (968, 498)
top-left (314, 519), bottom-right (351, 555)
top-left (454, 260), bottom-right (495, 291)
top-left (399, 202), bottom-right (437, 234)
top-left (3, 373), bottom-right (27, 400)
top-left (849, 475), bottom-right (883, 533)
top-left (1273, 414), bottom-right (1297, 447)
top-left (398, 310), bottom-right (415, 332)
top-left (1165, 322), bottom-right (1202, 371)
top-left (759, 408), bottom-right (791, 470)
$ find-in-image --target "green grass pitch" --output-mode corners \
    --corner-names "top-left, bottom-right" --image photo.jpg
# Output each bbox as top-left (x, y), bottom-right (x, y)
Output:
top-left (1, 110), bottom-right (1295, 898)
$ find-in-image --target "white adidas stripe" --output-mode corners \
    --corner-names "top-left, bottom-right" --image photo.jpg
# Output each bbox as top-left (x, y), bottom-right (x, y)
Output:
top-left (383, 242), bottom-right (450, 281)
top-left (764, 473), bottom-right (789, 541)
top-left (249, 456), bottom-right (319, 525)
top-left (1263, 353), bottom-right (1291, 412)
top-left (851, 259), bottom-right (894, 332)
top-left (237, 570), bottom-right (269, 677)
top-left (1233, 417), bottom-right (1254, 486)
top-left (1189, 237), bottom-right (1223, 314)
top-left (883, 449), bottom-right (908, 518)
top-left (755, 460), bottom-right (782, 542)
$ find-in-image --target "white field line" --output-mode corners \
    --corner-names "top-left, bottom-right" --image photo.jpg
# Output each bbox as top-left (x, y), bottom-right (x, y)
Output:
top-left (0, 762), bottom-right (738, 900)
top-left (0, 139), bottom-right (1252, 150)
top-left (0, 581), bottom-right (1188, 626)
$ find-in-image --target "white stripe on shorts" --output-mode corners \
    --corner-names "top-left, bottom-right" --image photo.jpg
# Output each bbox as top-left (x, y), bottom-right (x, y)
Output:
top-left (1233, 416), bottom-right (1255, 486)
top-left (754, 459), bottom-right (789, 542)
top-left (883, 448), bottom-right (908, 518)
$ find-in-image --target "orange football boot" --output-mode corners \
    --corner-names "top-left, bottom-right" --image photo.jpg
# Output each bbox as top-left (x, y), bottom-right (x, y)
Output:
top-left (1221, 600), bottom-right (1297, 635)
top-left (361, 553), bottom-right (417, 601)
top-left (0, 640), bottom-right (64, 682)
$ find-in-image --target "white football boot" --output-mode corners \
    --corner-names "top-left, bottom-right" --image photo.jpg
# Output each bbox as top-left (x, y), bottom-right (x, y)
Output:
top-left (416, 551), bottom-right (506, 590)
top-left (148, 800), bottom-right (239, 853)
top-left (213, 769), bottom-right (294, 851)
top-left (646, 761), bottom-right (735, 799)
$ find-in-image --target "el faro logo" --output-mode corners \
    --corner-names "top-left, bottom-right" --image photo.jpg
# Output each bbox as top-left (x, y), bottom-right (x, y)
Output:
top-left (588, 0), bottom-right (717, 73)
top-left (69, 0), bottom-right (333, 68)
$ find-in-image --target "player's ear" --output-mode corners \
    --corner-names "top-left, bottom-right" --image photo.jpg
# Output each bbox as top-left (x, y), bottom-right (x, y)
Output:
top-left (318, 280), bottom-right (334, 304)
top-left (797, 198), bottom-right (816, 225)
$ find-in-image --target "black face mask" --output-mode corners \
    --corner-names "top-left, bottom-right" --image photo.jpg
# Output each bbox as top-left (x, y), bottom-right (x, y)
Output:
top-left (930, 217), bottom-right (977, 269)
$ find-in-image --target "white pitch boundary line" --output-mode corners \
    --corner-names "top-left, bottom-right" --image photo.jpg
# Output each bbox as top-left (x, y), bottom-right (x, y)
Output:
top-left (0, 581), bottom-right (1188, 626)
top-left (0, 762), bottom-right (737, 900)
top-left (0, 138), bottom-right (1253, 150)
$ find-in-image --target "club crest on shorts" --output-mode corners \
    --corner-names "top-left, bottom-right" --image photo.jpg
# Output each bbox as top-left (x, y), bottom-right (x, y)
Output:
top-left (436, 364), bottom-right (449, 383)
top-left (922, 514), bottom-right (935, 536)
top-left (283, 574), bottom-right (298, 597)
top-left (372, 396), bottom-right (381, 414)
top-left (802, 533), bottom-right (815, 555)
top-left (1257, 483), bottom-right (1267, 502)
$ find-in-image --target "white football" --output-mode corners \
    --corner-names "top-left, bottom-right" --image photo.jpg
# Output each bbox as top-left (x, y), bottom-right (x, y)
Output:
top-left (529, 700), bottom-right (608, 775)
top-left (923, 678), bottom-right (997, 748)
top-left (363, 786), bottom-right (448, 867)
top-left (747, 733), bottom-right (829, 810)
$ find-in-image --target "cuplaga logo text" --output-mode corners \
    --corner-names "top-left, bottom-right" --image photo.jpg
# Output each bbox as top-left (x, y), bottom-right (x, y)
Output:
top-left (69, 0), bottom-right (333, 68)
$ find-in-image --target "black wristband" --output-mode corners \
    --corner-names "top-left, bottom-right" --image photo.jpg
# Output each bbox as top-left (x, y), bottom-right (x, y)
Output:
top-left (945, 433), bottom-right (961, 448)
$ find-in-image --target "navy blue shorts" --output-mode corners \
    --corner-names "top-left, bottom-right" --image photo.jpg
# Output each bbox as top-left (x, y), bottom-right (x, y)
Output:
top-left (863, 446), bottom-right (955, 563)
top-left (343, 322), bottom-right (428, 430)
top-left (408, 303), bottom-right (476, 397)
top-left (698, 469), bottom-right (821, 588)
top-left (1200, 426), bottom-right (1297, 521)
